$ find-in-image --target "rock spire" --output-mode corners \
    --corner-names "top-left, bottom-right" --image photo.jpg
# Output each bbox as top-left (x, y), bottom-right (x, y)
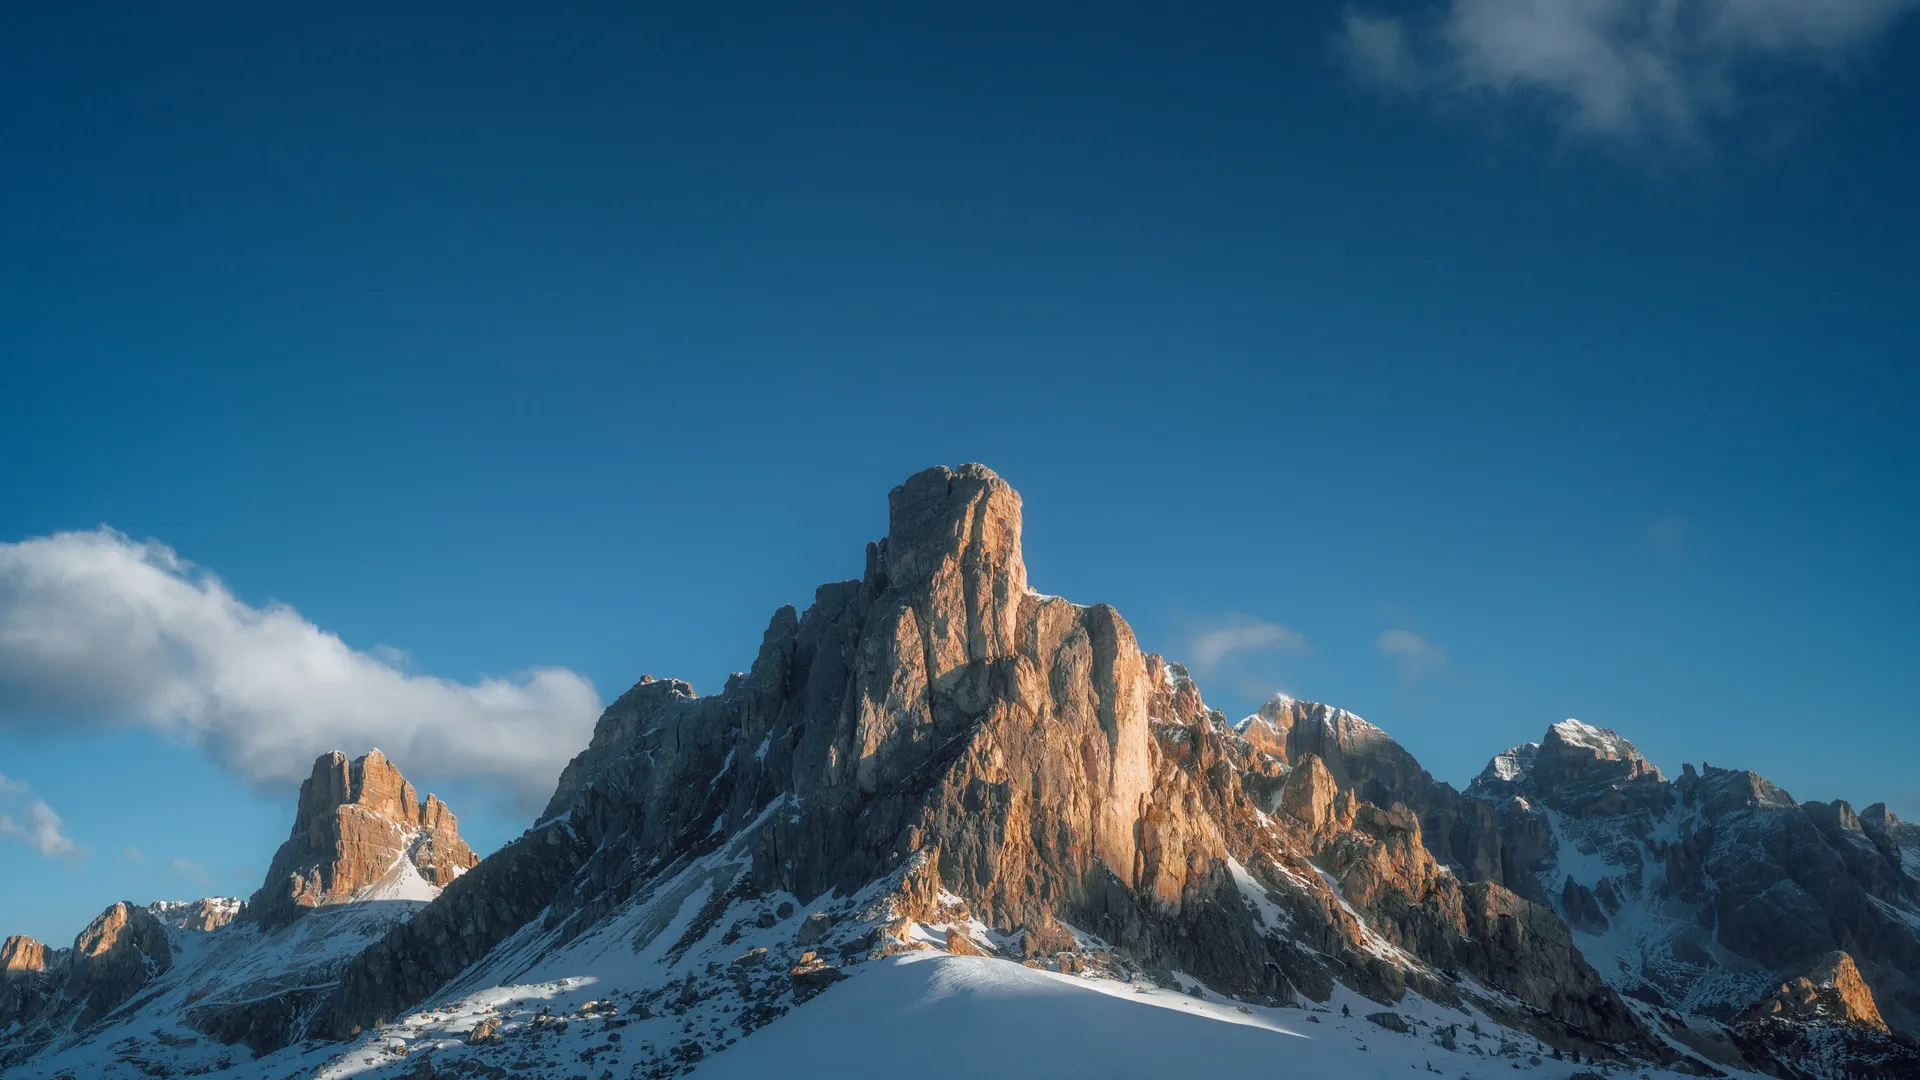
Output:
top-left (246, 749), bottom-right (477, 926)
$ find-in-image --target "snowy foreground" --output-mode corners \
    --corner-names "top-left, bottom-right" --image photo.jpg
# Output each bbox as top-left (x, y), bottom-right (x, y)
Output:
top-left (698, 953), bottom-right (1757, 1080)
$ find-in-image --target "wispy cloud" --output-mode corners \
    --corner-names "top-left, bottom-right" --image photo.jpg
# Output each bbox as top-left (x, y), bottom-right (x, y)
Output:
top-left (1186, 616), bottom-right (1310, 675)
top-left (123, 845), bottom-right (147, 863)
top-left (1639, 516), bottom-right (1693, 553)
top-left (1337, 1), bottom-right (1919, 146)
top-left (1377, 628), bottom-right (1449, 679)
top-left (165, 858), bottom-right (211, 888)
top-left (0, 774), bottom-right (84, 862)
top-left (0, 527), bottom-right (604, 808)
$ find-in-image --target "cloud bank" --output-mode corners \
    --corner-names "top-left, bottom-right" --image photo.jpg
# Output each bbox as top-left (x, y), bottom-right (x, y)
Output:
top-left (1338, 0), bottom-right (1918, 143)
top-left (0, 774), bottom-right (83, 862)
top-left (0, 528), bottom-right (603, 808)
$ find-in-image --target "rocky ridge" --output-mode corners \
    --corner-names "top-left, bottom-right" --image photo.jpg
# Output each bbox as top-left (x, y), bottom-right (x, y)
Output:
top-left (1454, 719), bottom-right (1920, 1078)
top-left (0, 753), bottom-right (475, 1071)
top-left (0, 463), bottom-right (1911, 1080)
top-left (298, 464), bottom-right (1664, 1066)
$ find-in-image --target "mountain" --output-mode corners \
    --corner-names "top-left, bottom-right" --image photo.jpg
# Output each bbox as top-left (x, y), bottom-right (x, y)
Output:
top-left (1462, 719), bottom-right (1920, 1078)
top-left (2, 463), bottom-right (1914, 1080)
top-left (0, 751), bottom-right (476, 1072)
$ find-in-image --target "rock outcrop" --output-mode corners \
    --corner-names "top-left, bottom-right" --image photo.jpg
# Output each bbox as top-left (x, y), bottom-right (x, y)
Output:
top-left (64, 902), bottom-right (172, 1027)
top-left (0, 936), bottom-right (55, 1032)
top-left (0, 935), bottom-right (46, 976)
top-left (1738, 952), bottom-right (1888, 1033)
top-left (247, 749), bottom-right (477, 927)
top-left (1731, 953), bottom-right (1920, 1079)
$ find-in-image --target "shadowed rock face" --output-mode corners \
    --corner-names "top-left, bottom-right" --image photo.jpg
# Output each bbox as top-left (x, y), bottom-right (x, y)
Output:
top-left (0, 936), bottom-right (55, 1031)
top-left (2, 912), bottom-right (191, 1045)
top-left (65, 903), bottom-right (172, 1027)
top-left (309, 464), bottom-right (1655, 1060)
top-left (246, 749), bottom-right (477, 927)
top-left (1445, 712), bottom-right (1920, 1072)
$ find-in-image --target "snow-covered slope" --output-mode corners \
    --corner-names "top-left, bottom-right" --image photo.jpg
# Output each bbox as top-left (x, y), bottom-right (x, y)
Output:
top-left (698, 953), bottom-right (1764, 1080)
top-left (1464, 721), bottom-right (1920, 1077)
top-left (8, 882), bottom-right (436, 1078)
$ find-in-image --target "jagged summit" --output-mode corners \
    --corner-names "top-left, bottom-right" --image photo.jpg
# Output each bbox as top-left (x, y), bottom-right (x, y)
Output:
top-left (246, 749), bottom-right (476, 927)
top-left (3, 464), bottom-right (1916, 1080)
top-left (307, 462), bottom-right (1653, 1060)
top-left (1470, 718), bottom-right (1665, 814)
top-left (0, 935), bottom-right (46, 974)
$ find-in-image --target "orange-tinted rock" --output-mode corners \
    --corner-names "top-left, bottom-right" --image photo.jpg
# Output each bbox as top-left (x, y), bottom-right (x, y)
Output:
top-left (0, 936), bottom-right (46, 975)
top-left (66, 902), bottom-right (172, 1026)
top-left (247, 750), bottom-right (477, 927)
top-left (1738, 952), bottom-right (1888, 1033)
top-left (1280, 755), bottom-right (1340, 833)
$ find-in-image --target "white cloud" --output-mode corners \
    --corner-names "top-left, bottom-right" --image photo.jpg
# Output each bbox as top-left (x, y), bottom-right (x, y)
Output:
top-left (0, 528), bottom-right (603, 808)
top-left (1338, 0), bottom-right (1918, 143)
top-left (165, 857), bottom-right (211, 887)
top-left (1187, 616), bottom-right (1310, 675)
top-left (1376, 628), bottom-right (1449, 679)
top-left (1340, 11), bottom-right (1424, 91)
top-left (0, 774), bottom-right (84, 862)
top-left (123, 845), bottom-right (147, 863)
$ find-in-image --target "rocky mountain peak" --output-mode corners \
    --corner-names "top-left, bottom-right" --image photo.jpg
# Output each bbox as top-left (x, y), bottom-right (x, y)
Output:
top-left (1860, 802), bottom-right (1902, 834)
top-left (66, 902), bottom-right (172, 1027)
top-left (1471, 719), bottom-right (1667, 817)
top-left (12, 463), bottom-right (1916, 1080)
top-left (246, 750), bottom-right (477, 927)
top-left (147, 897), bottom-right (244, 933)
top-left (0, 935), bottom-right (47, 974)
top-left (1737, 951), bottom-right (1889, 1033)
top-left (1543, 719), bottom-right (1660, 776)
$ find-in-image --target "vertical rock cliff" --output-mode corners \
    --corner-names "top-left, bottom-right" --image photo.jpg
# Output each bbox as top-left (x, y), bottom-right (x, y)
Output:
top-left (247, 749), bottom-right (477, 927)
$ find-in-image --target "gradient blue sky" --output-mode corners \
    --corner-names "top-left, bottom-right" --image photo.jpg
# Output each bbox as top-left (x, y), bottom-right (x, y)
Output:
top-left (2, 3), bottom-right (1917, 945)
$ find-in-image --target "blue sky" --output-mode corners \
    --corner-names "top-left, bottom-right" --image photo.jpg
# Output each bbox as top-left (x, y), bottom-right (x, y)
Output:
top-left (2, 3), bottom-right (1917, 945)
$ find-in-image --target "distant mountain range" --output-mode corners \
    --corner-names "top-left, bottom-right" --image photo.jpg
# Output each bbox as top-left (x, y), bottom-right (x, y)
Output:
top-left (4, 464), bottom-right (1915, 1080)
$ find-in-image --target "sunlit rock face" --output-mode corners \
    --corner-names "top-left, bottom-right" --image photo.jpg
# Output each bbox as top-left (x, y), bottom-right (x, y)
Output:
top-left (5, 464), bottom-right (1916, 1080)
top-left (246, 749), bottom-right (478, 928)
top-left (308, 464), bottom-right (1651, 1062)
